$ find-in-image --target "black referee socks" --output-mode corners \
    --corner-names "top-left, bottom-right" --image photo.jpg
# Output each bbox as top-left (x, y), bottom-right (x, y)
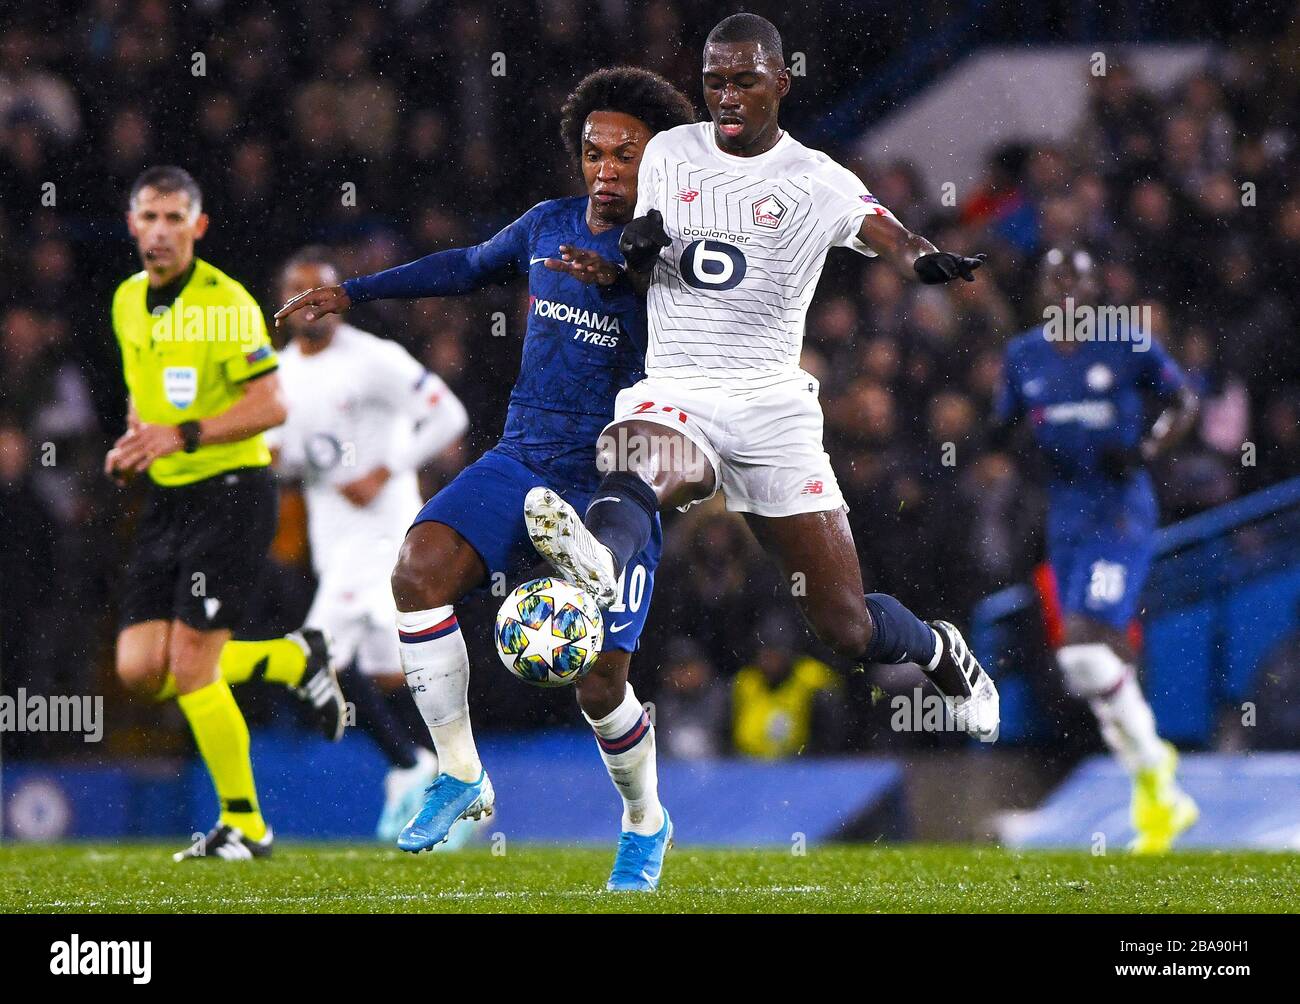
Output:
top-left (584, 472), bottom-right (659, 577)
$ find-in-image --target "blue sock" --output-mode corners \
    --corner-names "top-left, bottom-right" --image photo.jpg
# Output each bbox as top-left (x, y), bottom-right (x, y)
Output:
top-left (863, 593), bottom-right (938, 666)
top-left (583, 472), bottom-right (657, 577)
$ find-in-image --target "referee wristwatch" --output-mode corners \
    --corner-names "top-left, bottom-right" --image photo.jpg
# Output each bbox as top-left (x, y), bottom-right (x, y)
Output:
top-left (179, 421), bottom-right (203, 453)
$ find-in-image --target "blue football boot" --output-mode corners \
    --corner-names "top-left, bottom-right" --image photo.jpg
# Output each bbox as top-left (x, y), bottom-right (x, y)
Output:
top-left (376, 748), bottom-right (438, 843)
top-left (606, 810), bottom-right (673, 891)
top-left (396, 770), bottom-right (495, 853)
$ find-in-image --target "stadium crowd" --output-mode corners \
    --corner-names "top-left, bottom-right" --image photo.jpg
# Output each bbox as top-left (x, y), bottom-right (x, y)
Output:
top-left (2, 2), bottom-right (1298, 757)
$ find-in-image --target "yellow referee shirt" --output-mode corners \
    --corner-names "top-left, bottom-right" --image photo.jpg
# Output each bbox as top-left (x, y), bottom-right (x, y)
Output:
top-left (732, 656), bottom-right (839, 759)
top-left (112, 257), bottom-right (279, 486)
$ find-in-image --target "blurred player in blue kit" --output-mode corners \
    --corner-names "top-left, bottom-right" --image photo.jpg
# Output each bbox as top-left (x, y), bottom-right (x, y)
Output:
top-left (994, 247), bottom-right (1201, 853)
top-left (277, 68), bottom-right (695, 889)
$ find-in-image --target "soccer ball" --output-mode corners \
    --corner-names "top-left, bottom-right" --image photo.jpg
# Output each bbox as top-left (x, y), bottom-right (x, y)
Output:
top-left (494, 577), bottom-right (604, 687)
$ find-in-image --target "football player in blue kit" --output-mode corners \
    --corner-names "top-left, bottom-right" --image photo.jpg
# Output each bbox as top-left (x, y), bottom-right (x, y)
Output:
top-left (276, 68), bottom-right (695, 889)
top-left (994, 247), bottom-right (1201, 853)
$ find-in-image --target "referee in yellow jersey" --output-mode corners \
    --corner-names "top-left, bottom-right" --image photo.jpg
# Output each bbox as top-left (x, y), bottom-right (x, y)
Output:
top-left (107, 166), bottom-right (345, 861)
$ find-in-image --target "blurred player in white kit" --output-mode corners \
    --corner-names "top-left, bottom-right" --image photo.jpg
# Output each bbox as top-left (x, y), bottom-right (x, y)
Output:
top-left (271, 247), bottom-right (470, 840)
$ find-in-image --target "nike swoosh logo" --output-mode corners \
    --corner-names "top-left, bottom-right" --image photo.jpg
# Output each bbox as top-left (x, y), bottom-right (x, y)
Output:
top-left (609, 622), bottom-right (632, 633)
top-left (529, 256), bottom-right (552, 265)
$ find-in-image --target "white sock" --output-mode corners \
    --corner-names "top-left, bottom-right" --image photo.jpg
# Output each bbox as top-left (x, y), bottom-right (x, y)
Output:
top-left (584, 683), bottom-right (664, 835)
top-left (397, 606), bottom-right (481, 782)
top-left (1089, 669), bottom-right (1166, 775)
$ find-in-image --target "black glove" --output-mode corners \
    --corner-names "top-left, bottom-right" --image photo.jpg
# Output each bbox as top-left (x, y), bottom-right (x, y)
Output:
top-left (619, 209), bottom-right (671, 272)
top-left (914, 251), bottom-right (986, 284)
top-left (1098, 443), bottom-right (1145, 480)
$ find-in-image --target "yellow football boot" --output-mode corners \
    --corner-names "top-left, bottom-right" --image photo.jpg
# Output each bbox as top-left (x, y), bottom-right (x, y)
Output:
top-left (1130, 741), bottom-right (1199, 854)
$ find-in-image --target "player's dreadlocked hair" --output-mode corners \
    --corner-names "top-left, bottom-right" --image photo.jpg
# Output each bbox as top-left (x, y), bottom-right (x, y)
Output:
top-left (560, 67), bottom-right (696, 160)
top-left (705, 13), bottom-right (784, 64)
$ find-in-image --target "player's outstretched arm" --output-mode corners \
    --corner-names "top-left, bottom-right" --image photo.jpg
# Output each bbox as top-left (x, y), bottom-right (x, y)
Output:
top-left (274, 229), bottom-right (528, 327)
top-left (275, 284), bottom-right (351, 325)
top-left (858, 214), bottom-right (986, 284)
top-left (272, 247), bottom-right (484, 327)
top-left (545, 246), bottom-right (621, 286)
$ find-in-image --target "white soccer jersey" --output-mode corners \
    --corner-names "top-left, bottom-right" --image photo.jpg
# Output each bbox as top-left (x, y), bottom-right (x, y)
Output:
top-left (271, 323), bottom-right (465, 582)
top-left (634, 121), bottom-right (898, 391)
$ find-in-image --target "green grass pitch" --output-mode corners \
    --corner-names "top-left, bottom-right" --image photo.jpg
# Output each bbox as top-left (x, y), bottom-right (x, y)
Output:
top-left (2, 844), bottom-right (1296, 913)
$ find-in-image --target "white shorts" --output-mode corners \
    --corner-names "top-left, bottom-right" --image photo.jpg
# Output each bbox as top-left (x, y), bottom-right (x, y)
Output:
top-left (605, 372), bottom-right (845, 518)
top-left (306, 574), bottom-right (401, 676)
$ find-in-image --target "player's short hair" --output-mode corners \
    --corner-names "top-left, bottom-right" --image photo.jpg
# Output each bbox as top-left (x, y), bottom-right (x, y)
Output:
top-left (559, 67), bottom-right (696, 159)
top-left (129, 166), bottom-right (202, 214)
top-left (705, 13), bottom-right (784, 64)
top-left (281, 245), bottom-right (340, 278)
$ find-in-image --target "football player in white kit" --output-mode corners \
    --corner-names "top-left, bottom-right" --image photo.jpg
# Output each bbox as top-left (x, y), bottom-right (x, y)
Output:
top-left (272, 248), bottom-right (470, 839)
top-left (530, 13), bottom-right (999, 737)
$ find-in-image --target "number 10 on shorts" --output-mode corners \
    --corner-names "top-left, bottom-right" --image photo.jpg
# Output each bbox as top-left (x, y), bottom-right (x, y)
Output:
top-left (608, 563), bottom-right (648, 614)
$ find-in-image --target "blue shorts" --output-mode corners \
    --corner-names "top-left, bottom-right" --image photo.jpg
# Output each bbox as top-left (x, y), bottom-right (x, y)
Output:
top-left (1048, 479), bottom-right (1157, 629)
top-left (1049, 528), bottom-right (1154, 629)
top-left (413, 447), bottom-right (660, 653)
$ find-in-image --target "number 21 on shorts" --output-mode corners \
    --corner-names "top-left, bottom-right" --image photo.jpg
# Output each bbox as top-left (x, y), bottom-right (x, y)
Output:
top-left (631, 400), bottom-right (689, 424)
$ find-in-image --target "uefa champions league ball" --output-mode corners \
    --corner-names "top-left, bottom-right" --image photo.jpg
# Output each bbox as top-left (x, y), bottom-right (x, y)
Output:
top-left (494, 577), bottom-right (604, 687)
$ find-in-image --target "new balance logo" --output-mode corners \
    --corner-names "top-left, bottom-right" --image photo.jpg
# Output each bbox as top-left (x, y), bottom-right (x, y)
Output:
top-left (677, 189), bottom-right (699, 202)
top-left (800, 479), bottom-right (824, 496)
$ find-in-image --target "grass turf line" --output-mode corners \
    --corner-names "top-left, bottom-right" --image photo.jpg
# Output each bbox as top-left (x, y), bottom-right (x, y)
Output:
top-left (1, 844), bottom-right (1295, 914)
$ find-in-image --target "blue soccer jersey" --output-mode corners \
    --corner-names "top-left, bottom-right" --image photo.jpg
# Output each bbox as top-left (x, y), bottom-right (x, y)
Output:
top-left (996, 324), bottom-right (1189, 626)
top-left (344, 197), bottom-right (658, 651)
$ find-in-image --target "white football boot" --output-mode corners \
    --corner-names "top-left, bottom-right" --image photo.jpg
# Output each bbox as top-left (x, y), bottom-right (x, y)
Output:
top-left (524, 486), bottom-right (620, 607)
top-left (928, 620), bottom-right (1000, 741)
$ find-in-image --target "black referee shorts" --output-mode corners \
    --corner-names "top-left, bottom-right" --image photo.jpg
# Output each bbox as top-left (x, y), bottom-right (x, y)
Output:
top-left (118, 466), bottom-right (278, 633)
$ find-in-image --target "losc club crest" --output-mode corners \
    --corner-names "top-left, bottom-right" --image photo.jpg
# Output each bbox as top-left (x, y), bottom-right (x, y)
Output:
top-left (752, 193), bottom-right (788, 229)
